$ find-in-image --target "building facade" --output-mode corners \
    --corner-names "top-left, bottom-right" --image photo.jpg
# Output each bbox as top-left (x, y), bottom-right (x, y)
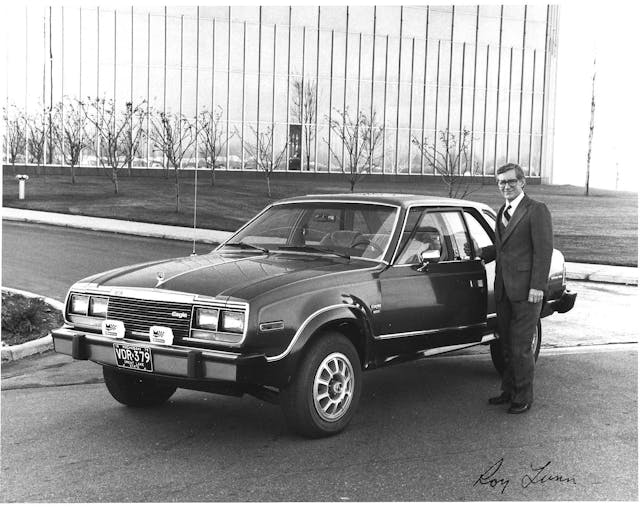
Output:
top-left (4, 5), bottom-right (559, 181)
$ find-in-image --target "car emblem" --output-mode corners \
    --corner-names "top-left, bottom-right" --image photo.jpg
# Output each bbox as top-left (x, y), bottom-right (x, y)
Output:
top-left (156, 271), bottom-right (165, 283)
top-left (171, 311), bottom-right (188, 319)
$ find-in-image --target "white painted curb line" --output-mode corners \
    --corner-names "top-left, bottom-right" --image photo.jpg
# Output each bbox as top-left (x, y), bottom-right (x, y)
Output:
top-left (1, 287), bottom-right (64, 363)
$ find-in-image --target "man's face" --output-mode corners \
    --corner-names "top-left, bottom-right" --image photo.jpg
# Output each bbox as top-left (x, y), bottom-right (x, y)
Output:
top-left (496, 168), bottom-right (525, 201)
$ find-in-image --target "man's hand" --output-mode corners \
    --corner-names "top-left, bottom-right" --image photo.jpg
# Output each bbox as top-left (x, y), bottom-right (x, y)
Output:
top-left (528, 288), bottom-right (544, 304)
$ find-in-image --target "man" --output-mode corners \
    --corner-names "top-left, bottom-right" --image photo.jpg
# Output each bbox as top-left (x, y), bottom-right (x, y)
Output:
top-left (479, 162), bottom-right (553, 414)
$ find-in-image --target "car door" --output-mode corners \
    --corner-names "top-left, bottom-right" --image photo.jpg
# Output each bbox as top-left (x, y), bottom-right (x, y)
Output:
top-left (373, 207), bottom-right (488, 357)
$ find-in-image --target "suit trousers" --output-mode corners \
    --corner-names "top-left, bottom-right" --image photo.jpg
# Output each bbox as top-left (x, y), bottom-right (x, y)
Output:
top-left (496, 297), bottom-right (542, 405)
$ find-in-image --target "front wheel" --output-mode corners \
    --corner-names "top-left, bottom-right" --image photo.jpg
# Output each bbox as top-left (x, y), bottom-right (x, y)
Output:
top-left (103, 366), bottom-right (177, 407)
top-left (490, 319), bottom-right (542, 375)
top-left (280, 332), bottom-right (362, 438)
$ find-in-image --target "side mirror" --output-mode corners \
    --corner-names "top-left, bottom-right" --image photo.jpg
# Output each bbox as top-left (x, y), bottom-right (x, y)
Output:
top-left (419, 248), bottom-right (441, 265)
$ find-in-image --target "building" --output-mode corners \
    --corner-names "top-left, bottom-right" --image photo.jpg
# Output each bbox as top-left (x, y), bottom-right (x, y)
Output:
top-left (3, 5), bottom-right (559, 181)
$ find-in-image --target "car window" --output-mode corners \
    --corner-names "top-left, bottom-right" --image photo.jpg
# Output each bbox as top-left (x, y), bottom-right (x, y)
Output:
top-left (439, 211), bottom-right (471, 261)
top-left (396, 210), bottom-right (449, 264)
top-left (223, 202), bottom-right (398, 260)
top-left (464, 211), bottom-right (493, 256)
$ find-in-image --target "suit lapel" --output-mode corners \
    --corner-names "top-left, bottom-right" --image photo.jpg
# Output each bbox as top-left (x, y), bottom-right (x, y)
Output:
top-left (496, 203), bottom-right (505, 243)
top-left (501, 194), bottom-right (530, 245)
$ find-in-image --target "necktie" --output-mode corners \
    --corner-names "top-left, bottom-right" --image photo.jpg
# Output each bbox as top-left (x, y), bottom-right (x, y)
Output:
top-left (502, 205), bottom-right (512, 227)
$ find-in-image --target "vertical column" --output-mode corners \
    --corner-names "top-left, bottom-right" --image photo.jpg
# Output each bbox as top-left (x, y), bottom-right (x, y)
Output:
top-left (469, 6), bottom-right (479, 173)
top-left (96, 6), bottom-right (100, 166)
top-left (481, 45), bottom-right (490, 176)
top-left (381, 35), bottom-right (388, 174)
top-left (179, 15), bottom-right (184, 166)
top-left (327, 29), bottom-right (334, 172)
top-left (407, 37), bottom-right (415, 174)
top-left (240, 21), bottom-right (246, 170)
top-left (445, 6), bottom-right (455, 150)
top-left (528, 50), bottom-right (536, 174)
top-left (369, 6), bottom-right (377, 173)
top-left (493, 5), bottom-right (504, 174)
top-left (341, 6), bottom-right (349, 171)
top-left (225, 7), bottom-right (231, 169)
top-left (314, 6), bottom-right (320, 172)
top-left (146, 12), bottom-right (150, 166)
top-left (394, 6), bottom-right (403, 173)
top-left (433, 40), bottom-right (441, 173)
top-left (458, 43), bottom-right (466, 175)
top-left (517, 5), bottom-right (527, 164)
top-left (420, 6), bottom-right (430, 175)
top-left (285, 6), bottom-right (291, 171)
top-left (271, 24), bottom-right (276, 169)
top-left (256, 6), bottom-right (262, 170)
top-left (505, 47), bottom-right (513, 161)
top-left (301, 26), bottom-right (306, 171)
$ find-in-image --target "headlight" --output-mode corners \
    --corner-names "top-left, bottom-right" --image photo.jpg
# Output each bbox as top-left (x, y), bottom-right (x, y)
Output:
top-left (89, 296), bottom-right (109, 317)
top-left (220, 310), bottom-right (245, 334)
top-left (69, 294), bottom-right (90, 314)
top-left (194, 307), bottom-right (219, 330)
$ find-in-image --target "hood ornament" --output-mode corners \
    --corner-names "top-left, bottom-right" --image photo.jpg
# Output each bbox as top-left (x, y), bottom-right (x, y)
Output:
top-left (156, 271), bottom-right (166, 286)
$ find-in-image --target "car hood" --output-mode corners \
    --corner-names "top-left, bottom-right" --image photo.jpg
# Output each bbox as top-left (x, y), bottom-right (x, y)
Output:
top-left (80, 251), bottom-right (378, 300)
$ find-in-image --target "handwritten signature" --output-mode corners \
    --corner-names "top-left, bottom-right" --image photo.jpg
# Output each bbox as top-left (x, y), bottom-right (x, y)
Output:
top-left (473, 458), bottom-right (576, 494)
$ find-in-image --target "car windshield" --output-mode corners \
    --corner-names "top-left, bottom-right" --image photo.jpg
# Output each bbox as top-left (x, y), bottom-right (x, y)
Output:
top-left (219, 202), bottom-right (399, 261)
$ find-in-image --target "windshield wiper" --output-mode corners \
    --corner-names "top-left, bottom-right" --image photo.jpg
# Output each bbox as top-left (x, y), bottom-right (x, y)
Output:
top-left (278, 245), bottom-right (350, 259)
top-left (222, 241), bottom-right (270, 254)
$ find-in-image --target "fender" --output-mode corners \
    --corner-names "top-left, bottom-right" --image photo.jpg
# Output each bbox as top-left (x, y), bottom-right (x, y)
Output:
top-left (264, 297), bottom-right (376, 385)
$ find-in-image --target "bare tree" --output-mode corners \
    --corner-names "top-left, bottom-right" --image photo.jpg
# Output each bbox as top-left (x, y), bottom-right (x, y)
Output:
top-left (25, 108), bottom-right (47, 170)
top-left (52, 99), bottom-right (91, 184)
top-left (3, 105), bottom-right (26, 173)
top-left (198, 106), bottom-right (226, 186)
top-left (150, 111), bottom-right (196, 212)
top-left (81, 97), bottom-right (146, 194)
top-left (242, 125), bottom-right (287, 198)
top-left (412, 128), bottom-right (482, 199)
top-left (290, 77), bottom-right (317, 171)
top-left (327, 107), bottom-right (384, 192)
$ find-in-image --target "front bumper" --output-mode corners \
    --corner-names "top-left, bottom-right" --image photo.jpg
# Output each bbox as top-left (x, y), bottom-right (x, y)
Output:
top-left (51, 326), bottom-right (268, 384)
top-left (541, 288), bottom-right (577, 318)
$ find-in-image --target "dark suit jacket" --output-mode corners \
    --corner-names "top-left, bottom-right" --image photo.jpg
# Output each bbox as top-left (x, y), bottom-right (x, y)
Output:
top-left (482, 194), bottom-right (553, 302)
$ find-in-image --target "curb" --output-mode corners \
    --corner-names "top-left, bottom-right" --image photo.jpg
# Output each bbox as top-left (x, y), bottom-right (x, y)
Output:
top-left (1, 287), bottom-right (64, 363)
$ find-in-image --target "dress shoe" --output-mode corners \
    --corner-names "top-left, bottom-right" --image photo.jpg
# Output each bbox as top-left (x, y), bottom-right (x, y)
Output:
top-left (488, 392), bottom-right (511, 405)
top-left (507, 402), bottom-right (531, 414)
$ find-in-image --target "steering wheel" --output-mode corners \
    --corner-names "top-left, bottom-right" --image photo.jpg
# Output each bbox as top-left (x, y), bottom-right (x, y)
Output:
top-left (351, 238), bottom-right (384, 256)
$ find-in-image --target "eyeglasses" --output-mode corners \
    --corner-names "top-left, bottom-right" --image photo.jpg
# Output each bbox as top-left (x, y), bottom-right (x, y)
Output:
top-left (496, 179), bottom-right (520, 187)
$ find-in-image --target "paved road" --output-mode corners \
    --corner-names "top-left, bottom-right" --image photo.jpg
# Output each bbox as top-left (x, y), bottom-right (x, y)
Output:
top-left (2, 221), bottom-right (212, 301)
top-left (1, 347), bottom-right (636, 501)
top-left (2, 221), bottom-right (637, 349)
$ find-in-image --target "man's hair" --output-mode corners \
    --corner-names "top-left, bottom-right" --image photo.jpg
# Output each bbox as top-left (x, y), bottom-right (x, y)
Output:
top-left (496, 162), bottom-right (525, 180)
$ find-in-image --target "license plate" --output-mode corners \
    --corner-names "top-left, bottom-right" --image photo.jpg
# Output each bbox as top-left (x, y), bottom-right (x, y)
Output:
top-left (113, 343), bottom-right (153, 372)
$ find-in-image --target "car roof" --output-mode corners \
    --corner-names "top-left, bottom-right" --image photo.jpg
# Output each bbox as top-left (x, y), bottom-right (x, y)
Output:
top-left (276, 193), bottom-right (493, 212)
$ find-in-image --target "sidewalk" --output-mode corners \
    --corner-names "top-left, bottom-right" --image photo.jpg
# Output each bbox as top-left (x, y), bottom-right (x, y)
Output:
top-left (3, 206), bottom-right (638, 286)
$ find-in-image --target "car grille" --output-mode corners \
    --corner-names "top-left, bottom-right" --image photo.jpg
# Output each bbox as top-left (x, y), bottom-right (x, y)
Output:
top-left (106, 296), bottom-right (193, 340)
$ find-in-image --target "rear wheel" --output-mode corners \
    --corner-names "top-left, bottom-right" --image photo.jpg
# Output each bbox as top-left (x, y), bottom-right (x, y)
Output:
top-left (490, 319), bottom-right (542, 375)
top-left (103, 366), bottom-right (177, 407)
top-left (281, 332), bottom-right (362, 438)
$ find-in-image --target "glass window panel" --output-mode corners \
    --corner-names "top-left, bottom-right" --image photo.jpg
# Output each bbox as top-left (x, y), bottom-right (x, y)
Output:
top-left (346, 33), bottom-right (360, 80)
top-left (404, 7), bottom-right (427, 38)
top-left (494, 133), bottom-right (508, 168)
top-left (453, 9), bottom-right (478, 45)
top-left (477, 9), bottom-right (500, 46)
top-left (429, 8), bottom-right (453, 40)
top-left (319, 6), bottom-right (346, 32)
top-left (228, 74), bottom-right (243, 121)
top-left (526, 20), bottom-right (547, 51)
top-left (383, 130), bottom-right (396, 173)
top-left (262, 6), bottom-right (289, 26)
top-left (165, 15), bottom-right (182, 69)
top-left (528, 135), bottom-right (542, 176)
top-left (231, 6), bottom-right (258, 24)
top-left (376, 6), bottom-right (400, 37)
top-left (349, 6), bottom-right (374, 34)
top-left (502, 16), bottom-right (525, 48)
top-left (244, 24), bottom-right (259, 74)
top-left (373, 34), bottom-right (388, 81)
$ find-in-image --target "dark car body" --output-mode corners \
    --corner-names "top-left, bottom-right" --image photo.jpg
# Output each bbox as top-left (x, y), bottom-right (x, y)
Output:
top-left (52, 194), bottom-right (576, 435)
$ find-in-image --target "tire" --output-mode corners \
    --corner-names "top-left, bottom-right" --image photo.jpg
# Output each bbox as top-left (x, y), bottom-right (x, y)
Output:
top-left (103, 366), bottom-right (177, 407)
top-left (280, 332), bottom-right (362, 438)
top-left (490, 319), bottom-right (542, 376)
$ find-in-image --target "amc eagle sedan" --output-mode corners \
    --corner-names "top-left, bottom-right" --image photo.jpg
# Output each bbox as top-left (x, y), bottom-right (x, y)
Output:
top-left (52, 194), bottom-right (576, 437)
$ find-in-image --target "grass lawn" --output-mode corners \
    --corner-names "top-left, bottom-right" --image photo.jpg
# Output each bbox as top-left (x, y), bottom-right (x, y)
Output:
top-left (2, 169), bottom-right (637, 266)
top-left (1, 291), bottom-right (64, 346)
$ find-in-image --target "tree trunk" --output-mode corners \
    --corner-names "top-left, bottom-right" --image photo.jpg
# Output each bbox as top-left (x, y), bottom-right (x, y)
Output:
top-left (350, 179), bottom-right (355, 192)
top-left (174, 167), bottom-right (180, 212)
top-left (112, 170), bottom-right (119, 195)
top-left (70, 164), bottom-right (76, 185)
top-left (266, 175), bottom-right (272, 198)
top-left (210, 167), bottom-right (216, 186)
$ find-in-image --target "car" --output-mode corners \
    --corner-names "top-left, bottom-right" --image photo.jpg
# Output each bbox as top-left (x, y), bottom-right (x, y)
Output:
top-left (51, 194), bottom-right (576, 437)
